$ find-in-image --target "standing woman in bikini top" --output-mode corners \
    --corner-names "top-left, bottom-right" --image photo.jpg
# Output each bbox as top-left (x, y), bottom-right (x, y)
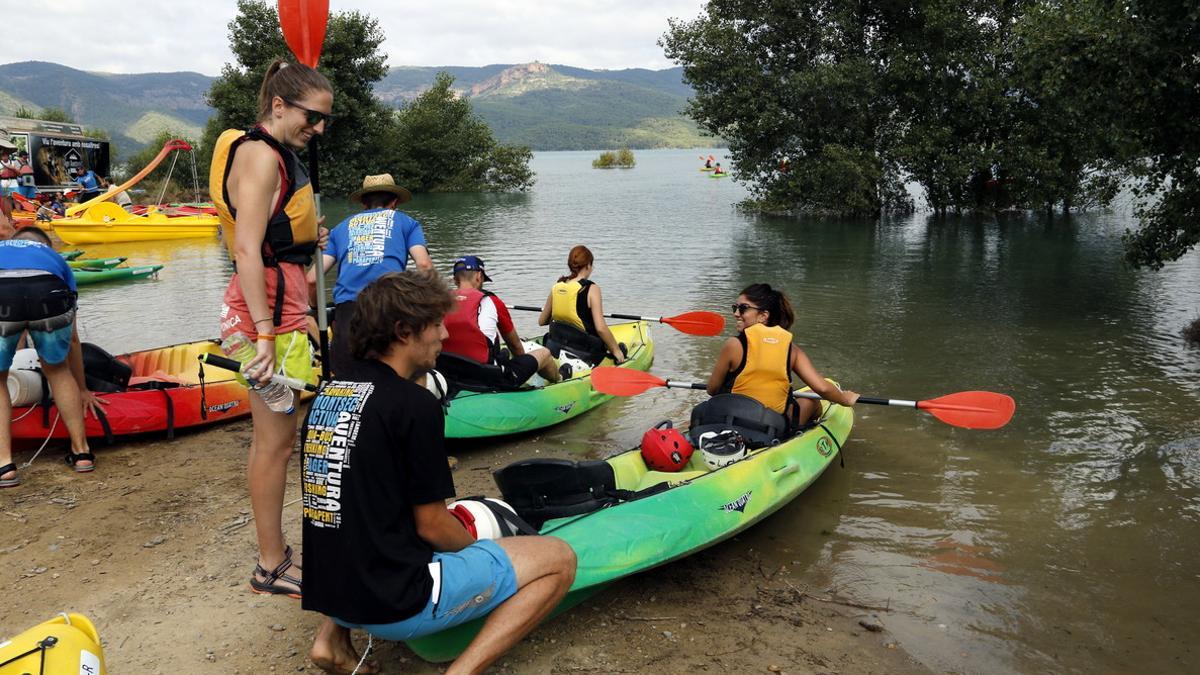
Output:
top-left (538, 244), bottom-right (626, 363)
top-left (211, 58), bottom-right (332, 599)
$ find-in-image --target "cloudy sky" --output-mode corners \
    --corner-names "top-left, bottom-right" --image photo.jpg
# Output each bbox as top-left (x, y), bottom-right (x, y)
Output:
top-left (7, 1), bottom-right (709, 75)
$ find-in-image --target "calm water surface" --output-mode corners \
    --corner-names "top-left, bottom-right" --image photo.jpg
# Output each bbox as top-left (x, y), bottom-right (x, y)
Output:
top-left (72, 149), bottom-right (1200, 673)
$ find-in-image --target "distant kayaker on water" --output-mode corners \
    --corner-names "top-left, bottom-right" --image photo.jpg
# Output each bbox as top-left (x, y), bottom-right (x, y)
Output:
top-left (306, 173), bottom-right (432, 374)
top-left (713, 162), bottom-right (725, 175)
top-left (706, 283), bottom-right (858, 430)
top-left (0, 227), bottom-right (96, 487)
top-left (443, 255), bottom-right (561, 386)
top-left (210, 58), bottom-right (333, 599)
top-left (301, 271), bottom-right (576, 675)
top-left (538, 244), bottom-right (627, 365)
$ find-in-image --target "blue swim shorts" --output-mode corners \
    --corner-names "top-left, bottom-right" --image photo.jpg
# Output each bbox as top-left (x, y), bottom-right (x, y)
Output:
top-left (0, 274), bottom-right (76, 370)
top-left (336, 539), bottom-right (519, 641)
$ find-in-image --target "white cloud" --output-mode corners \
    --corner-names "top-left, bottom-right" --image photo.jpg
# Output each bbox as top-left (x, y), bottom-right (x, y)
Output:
top-left (3, 0), bottom-right (707, 75)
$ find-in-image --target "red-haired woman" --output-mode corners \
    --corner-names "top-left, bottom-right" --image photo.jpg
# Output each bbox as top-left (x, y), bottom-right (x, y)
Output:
top-left (538, 245), bottom-right (625, 364)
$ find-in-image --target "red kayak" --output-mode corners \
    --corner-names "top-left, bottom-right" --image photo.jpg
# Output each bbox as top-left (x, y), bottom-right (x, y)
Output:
top-left (10, 339), bottom-right (311, 445)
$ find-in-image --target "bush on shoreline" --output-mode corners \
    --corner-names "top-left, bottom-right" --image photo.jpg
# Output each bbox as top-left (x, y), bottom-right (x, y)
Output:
top-left (593, 148), bottom-right (635, 169)
top-left (1184, 317), bottom-right (1200, 346)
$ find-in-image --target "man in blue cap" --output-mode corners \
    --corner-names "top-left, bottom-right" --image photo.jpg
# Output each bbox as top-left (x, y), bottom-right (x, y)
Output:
top-left (442, 255), bottom-right (561, 386)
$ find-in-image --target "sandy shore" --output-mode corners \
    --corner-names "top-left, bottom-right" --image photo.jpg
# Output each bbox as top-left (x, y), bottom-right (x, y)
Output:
top-left (1, 419), bottom-right (925, 674)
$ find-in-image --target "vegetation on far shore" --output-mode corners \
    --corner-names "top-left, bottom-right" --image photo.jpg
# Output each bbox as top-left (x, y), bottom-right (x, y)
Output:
top-left (593, 148), bottom-right (635, 169)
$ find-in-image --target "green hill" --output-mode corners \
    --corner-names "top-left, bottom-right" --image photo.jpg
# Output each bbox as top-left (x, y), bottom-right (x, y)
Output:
top-left (0, 60), bottom-right (714, 155)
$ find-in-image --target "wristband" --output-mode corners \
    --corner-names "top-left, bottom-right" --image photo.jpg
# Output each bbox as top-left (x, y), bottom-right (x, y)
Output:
top-left (253, 318), bottom-right (273, 326)
top-left (256, 334), bottom-right (276, 342)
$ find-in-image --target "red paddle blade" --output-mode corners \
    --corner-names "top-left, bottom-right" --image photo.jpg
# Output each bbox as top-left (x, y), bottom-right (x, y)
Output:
top-left (917, 391), bottom-right (1015, 429)
top-left (278, 0), bottom-right (329, 68)
top-left (661, 311), bottom-right (725, 336)
top-left (590, 367), bottom-right (667, 396)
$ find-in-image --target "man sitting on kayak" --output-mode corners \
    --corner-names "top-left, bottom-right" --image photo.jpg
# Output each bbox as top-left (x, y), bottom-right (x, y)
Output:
top-left (443, 256), bottom-right (561, 387)
top-left (301, 271), bottom-right (576, 674)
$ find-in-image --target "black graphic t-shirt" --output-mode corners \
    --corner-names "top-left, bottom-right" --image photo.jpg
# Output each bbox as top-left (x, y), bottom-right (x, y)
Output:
top-left (301, 358), bottom-right (456, 624)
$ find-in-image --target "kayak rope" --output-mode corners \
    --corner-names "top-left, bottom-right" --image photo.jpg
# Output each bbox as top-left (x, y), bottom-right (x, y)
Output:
top-left (20, 410), bottom-right (61, 469)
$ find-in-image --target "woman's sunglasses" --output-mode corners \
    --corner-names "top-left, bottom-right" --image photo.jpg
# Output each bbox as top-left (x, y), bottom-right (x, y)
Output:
top-left (285, 99), bottom-right (335, 128)
top-left (732, 303), bottom-right (761, 314)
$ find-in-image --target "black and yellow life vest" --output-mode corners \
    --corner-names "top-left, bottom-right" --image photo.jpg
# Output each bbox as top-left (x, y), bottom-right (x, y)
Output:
top-left (721, 323), bottom-right (793, 414)
top-left (549, 278), bottom-right (597, 335)
top-left (210, 125), bottom-right (318, 267)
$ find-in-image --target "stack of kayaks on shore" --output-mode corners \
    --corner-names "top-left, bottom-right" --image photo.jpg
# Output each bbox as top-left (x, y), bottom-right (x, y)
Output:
top-left (58, 249), bottom-right (165, 287)
top-left (406, 388), bottom-right (853, 662)
top-left (443, 321), bottom-right (653, 438)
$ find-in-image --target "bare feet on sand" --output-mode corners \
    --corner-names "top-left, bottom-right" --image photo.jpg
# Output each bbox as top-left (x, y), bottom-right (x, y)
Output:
top-left (310, 617), bottom-right (378, 674)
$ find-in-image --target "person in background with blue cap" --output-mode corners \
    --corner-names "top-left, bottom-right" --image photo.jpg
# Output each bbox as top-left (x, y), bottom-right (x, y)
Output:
top-left (308, 173), bottom-right (433, 374)
top-left (443, 256), bottom-right (562, 387)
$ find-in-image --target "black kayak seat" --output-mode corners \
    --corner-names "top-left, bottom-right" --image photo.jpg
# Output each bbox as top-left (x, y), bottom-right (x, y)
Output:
top-left (689, 393), bottom-right (790, 449)
top-left (543, 321), bottom-right (608, 366)
top-left (435, 351), bottom-right (520, 393)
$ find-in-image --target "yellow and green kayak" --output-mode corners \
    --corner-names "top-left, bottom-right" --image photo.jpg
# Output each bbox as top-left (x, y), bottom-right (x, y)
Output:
top-left (444, 321), bottom-right (654, 438)
top-left (406, 388), bottom-right (853, 661)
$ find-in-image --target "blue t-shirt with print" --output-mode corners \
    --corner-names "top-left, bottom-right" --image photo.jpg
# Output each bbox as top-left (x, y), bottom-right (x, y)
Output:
top-left (325, 208), bottom-right (427, 304)
top-left (0, 240), bottom-right (77, 291)
top-left (77, 170), bottom-right (100, 193)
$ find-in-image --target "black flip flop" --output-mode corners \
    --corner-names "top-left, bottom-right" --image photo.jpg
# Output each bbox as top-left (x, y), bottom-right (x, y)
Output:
top-left (0, 463), bottom-right (19, 488)
top-left (65, 452), bottom-right (96, 473)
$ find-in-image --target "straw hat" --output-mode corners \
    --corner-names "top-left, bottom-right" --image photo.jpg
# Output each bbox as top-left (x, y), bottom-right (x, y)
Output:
top-left (349, 173), bottom-right (412, 205)
top-left (0, 129), bottom-right (16, 151)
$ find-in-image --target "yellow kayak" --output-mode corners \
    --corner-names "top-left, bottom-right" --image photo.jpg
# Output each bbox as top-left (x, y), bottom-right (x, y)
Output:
top-left (53, 202), bottom-right (219, 245)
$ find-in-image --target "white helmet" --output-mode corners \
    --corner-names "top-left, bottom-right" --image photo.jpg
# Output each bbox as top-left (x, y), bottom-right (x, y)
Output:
top-left (10, 348), bottom-right (40, 371)
top-left (699, 430), bottom-right (747, 470)
top-left (448, 498), bottom-right (520, 540)
top-left (423, 369), bottom-right (449, 405)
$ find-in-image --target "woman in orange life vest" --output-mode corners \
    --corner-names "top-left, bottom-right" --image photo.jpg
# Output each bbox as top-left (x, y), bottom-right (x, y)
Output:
top-left (706, 283), bottom-right (858, 427)
top-left (210, 59), bottom-right (333, 598)
top-left (537, 245), bottom-right (626, 364)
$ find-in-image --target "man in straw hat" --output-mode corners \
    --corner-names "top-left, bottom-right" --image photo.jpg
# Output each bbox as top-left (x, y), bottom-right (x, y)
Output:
top-left (307, 173), bottom-right (432, 374)
top-left (0, 130), bottom-right (19, 199)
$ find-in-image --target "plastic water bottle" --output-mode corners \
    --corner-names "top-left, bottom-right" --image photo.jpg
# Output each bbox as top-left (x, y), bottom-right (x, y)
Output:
top-left (220, 332), bottom-right (296, 414)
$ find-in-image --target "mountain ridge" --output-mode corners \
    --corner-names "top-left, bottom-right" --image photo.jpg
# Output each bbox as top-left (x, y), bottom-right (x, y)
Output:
top-left (0, 61), bottom-right (711, 156)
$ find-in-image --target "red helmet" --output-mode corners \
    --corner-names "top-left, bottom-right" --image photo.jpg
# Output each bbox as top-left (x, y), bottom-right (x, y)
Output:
top-left (640, 420), bottom-right (694, 472)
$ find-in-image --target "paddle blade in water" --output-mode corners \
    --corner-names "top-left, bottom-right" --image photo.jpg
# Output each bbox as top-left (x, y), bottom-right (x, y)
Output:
top-left (662, 311), bottom-right (725, 336)
top-left (278, 0), bottom-right (329, 68)
top-left (917, 391), bottom-right (1015, 429)
top-left (591, 367), bottom-right (667, 396)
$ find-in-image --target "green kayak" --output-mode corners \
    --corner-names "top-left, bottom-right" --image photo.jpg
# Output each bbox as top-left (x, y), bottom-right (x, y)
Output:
top-left (59, 250), bottom-right (84, 261)
top-left (443, 321), bottom-right (654, 438)
top-left (74, 264), bottom-right (164, 286)
top-left (709, 172), bottom-right (728, 179)
top-left (68, 257), bottom-right (127, 269)
top-left (406, 390), bottom-right (853, 661)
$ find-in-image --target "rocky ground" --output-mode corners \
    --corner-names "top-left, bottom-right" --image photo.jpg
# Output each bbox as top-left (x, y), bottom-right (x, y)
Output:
top-left (1, 419), bottom-right (926, 674)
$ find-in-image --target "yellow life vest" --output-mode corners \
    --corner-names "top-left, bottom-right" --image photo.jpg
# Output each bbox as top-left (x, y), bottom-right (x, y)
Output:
top-left (550, 278), bottom-right (596, 334)
top-left (209, 125), bottom-right (318, 266)
top-left (726, 323), bottom-right (793, 413)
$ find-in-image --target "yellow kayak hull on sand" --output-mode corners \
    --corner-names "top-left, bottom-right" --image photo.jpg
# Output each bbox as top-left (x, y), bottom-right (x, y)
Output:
top-left (52, 202), bottom-right (219, 244)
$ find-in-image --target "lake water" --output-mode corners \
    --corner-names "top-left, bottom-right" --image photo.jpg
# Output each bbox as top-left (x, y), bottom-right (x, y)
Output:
top-left (71, 148), bottom-right (1200, 673)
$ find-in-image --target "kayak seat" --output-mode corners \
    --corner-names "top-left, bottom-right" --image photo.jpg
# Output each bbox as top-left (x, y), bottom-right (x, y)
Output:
top-left (689, 394), bottom-right (790, 449)
top-left (82, 342), bottom-right (133, 393)
top-left (543, 322), bottom-right (608, 366)
top-left (494, 458), bottom-right (621, 529)
top-left (436, 352), bottom-right (522, 394)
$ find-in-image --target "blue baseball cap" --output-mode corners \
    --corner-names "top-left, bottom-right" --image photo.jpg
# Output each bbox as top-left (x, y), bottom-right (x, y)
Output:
top-left (452, 255), bottom-right (492, 282)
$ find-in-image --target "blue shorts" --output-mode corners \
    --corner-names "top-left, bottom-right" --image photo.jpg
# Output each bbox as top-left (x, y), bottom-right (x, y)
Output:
top-left (0, 274), bottom-right (76, 370)
top-left (336, 540), bottom-right (519, 641)
top-left (0, 324), bottom-right (73, 370)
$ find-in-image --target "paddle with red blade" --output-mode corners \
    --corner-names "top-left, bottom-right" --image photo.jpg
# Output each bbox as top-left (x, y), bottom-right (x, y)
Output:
top-left (507, 305), bottom-right (725, 337)
top-left (279, 0), bottom-right (331, 380)
top-left (589, 367), bottom-right (1015, 429)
